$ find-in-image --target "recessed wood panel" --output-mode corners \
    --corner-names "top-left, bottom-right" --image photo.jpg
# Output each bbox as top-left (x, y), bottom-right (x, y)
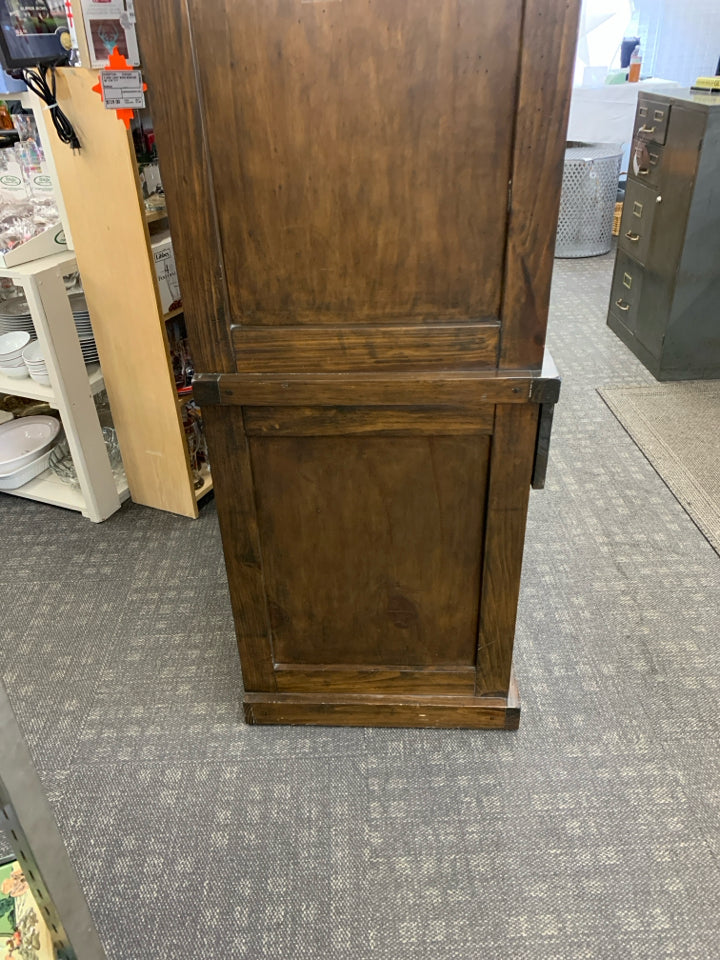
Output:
top-left (231, 323), bottom-right (500, 373)
top-left (186, 0), bottom-right (522, 324)
top-left (250, 434), bottom-right (490, 666)
top-left (244, 404), bottom-right (494, 436)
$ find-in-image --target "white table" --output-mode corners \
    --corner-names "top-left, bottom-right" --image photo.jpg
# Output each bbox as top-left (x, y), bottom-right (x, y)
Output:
top-left (568, 79), bottom-right (683, 171)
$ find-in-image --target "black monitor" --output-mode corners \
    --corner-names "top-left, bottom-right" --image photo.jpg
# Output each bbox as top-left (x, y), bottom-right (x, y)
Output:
top-left (0, 1), bottom-right (70, 70)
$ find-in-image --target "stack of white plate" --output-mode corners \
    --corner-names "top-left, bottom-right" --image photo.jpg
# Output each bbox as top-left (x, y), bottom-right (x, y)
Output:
top-left (68, 293), bottom-right (99, 365)
top-left (0, 331), bottom-right (31, 380)
top-left (22, 340), bottom-right (50, 385)
top-left (0, 297), bottom-right (35, 339)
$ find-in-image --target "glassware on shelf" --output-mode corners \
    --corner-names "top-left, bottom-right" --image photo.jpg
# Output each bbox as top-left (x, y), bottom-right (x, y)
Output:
top-left (49, 427), bottom-right (125, 488)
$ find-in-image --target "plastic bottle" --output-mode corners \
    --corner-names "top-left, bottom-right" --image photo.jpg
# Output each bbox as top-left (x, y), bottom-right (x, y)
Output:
top-left (629, 44), bottom-right (642, 83)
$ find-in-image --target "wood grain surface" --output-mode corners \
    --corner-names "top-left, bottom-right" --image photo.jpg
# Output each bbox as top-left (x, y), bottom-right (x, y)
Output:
top-left (244, 688), bottom-right (520, 729)
top-left (47, 68), bottom-right (197, 518)
top-left (133, 0), bottom-right (235, 374)
top-left (195, 371), bottom-right (534, 407)
top-left (249, 434), bottom-right (490, 666)
top-left (201, 406), bottom-right (276, 690)
top-left (475, 404), bottom-right (539, 695)
top-left (499, 0), bottom-right (581, 368)
top-left (184, 0), bottom-right (522, 326)
top-left (231, 323), bottom-right (499, 373)
top-left (243, 404), bottom-right (494, 436)
top-left (274, 664), bottom-right (476, 696)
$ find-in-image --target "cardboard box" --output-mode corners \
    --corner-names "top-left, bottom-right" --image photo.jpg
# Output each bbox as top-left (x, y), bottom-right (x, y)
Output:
top-left (151, 230), bottom-right (182, 314)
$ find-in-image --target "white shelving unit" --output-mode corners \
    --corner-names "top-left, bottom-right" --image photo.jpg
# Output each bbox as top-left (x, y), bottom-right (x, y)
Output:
top-left (0, 250), bottom-right (128, 522)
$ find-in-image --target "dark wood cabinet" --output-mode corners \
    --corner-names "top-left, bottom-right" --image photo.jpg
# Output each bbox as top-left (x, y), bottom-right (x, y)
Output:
top-left (134, 0), bottom-right (579, 728)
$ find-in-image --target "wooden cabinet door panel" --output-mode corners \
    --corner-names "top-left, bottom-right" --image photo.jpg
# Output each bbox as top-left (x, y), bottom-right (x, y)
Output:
top-left (186, 0), bottom-right (523, 326)
top-left (249, 432), bottom-right (491, 667)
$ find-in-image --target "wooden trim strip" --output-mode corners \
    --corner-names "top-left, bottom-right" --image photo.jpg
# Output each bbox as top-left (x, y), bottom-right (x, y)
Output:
top-left (201, 406), bottom-right (276, 691)
top-left (198, 371), bottom-right (533, 407)
top-left (475, 404), bottom-right (539, 695)
top-left (231, 323), bottom-right (500, 374)
top-left (243, 405), bottom-right (494, 437)
top-left (274, 664), bottom-right (477, 696)
top-left (244, 691), bottom-right (520, 729)
top-left (499, 0), bottom-right (581, 369)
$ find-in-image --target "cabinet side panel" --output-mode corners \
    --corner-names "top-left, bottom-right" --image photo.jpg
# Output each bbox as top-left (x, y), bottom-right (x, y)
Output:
top-left (249, 433), bottom-right (491, 667)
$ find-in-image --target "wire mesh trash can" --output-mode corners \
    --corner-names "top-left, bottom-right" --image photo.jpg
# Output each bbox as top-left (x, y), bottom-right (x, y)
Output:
top-left (555, 142), bottom-right (623, 258)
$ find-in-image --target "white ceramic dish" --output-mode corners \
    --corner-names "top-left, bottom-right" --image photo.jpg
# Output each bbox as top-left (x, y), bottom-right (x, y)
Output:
top-left (0, 415), bottom-right (60, 472)
top-left (0, 447), bottom-right (52, 490)
top-left (22, 340), bottom-right (43, 363)
top-left (0, 365), bottom-right (29, 380)
top-left (0, 330), bottom-right (31, 358)
top-left (0, 356), bottom-right (26, 367)
top-left (28, 371), bottom-right (51, 385)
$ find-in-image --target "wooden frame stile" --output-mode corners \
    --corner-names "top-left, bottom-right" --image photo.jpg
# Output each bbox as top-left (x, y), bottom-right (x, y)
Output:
top-left (134, 0), bottom-right (580, 728)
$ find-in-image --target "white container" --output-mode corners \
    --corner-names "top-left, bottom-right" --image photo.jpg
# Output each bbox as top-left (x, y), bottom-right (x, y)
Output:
top-left (0, 330), bottom-right (31, 359)
top-left (0, 447), bottom-right (52, 491)
top-left (0, 415), bottom-right (61, 473)
top-left (0, 364), bottom-right (29, 379)
top-left (151, 230), bottom-right (181, 313)
top-left (0, 223), bottom-right (67, 268)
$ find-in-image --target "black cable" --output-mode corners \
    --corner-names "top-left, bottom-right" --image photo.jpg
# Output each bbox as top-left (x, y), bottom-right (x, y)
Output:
top-left (21, 65), bottom-right (81, 151)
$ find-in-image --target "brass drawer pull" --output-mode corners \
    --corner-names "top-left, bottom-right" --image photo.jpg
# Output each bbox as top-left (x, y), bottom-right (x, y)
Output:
top-left (615, 299), bottom-right (631, 312)
top-left (638, 168), bottom-right (650, 176)
top-left (638, 124), bottom-right (656, 134)
top-left (625, 231), bottom-right (640, 242)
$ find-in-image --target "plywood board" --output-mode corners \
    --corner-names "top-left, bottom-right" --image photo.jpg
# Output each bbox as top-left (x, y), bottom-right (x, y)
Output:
top-left (45, 67), bottom-right (197, 517)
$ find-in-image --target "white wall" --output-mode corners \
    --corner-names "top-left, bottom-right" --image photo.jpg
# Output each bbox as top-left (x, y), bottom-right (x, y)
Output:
top-left (575, 0), bottom-right (720, 86)
top-left (638, 0), bottom-right (720, 83)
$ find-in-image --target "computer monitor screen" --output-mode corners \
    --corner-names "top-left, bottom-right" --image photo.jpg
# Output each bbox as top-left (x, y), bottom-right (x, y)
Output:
top-left (0, 1), bottom-right (69, 70)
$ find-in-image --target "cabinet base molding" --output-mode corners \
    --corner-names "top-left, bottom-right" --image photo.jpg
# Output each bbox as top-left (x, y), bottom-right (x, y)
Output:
top-left (243, 680), bottom-right (520, 730)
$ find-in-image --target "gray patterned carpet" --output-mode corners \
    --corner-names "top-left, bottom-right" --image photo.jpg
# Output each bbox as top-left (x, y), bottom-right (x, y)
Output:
top-left (2, 251), bottom-right (719, 959)
top-left (599, 381), bottom-right (720, 555)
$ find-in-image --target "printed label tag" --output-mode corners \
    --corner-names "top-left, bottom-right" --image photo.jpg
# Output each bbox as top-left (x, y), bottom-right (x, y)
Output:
top-left (100, 69), bottom-right (146, 110)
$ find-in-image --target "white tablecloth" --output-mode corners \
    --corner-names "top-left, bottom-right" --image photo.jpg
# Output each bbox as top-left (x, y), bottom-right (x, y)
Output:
top-left (567, 79), bottom-right (683, 172)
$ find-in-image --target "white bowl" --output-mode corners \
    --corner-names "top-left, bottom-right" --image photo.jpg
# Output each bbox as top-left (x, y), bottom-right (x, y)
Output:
top-left (28, 371), bottom-right (51, 385)
top-left (0, 415), bottom-right (60, 471)
top-left (0, 330), bottom-right (31, 359)
top-left (0, 365), bottom-right (29, 379)
top-left (0, 356), bottom-right (26, 368)
top-left (22, 340), bottom-right (43, 364)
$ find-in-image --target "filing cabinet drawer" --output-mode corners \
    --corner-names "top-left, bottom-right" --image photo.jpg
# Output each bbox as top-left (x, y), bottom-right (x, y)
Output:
top-left (630, 139), bottom-right (663, 189)
top-left (619, 179), bottom-right (658, 264)
top-left (635, 98), bottom-right (670, 144)
top-left (610, 252), bottom-right (644, 332)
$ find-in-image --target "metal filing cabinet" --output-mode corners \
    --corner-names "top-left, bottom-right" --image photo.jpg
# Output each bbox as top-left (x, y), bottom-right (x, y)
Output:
top-left (607, 90), bottom-right (720, 380)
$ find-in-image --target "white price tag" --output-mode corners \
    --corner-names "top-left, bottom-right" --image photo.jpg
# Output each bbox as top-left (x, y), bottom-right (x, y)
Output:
top-left (100, 69), bottom-right (145, 110)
